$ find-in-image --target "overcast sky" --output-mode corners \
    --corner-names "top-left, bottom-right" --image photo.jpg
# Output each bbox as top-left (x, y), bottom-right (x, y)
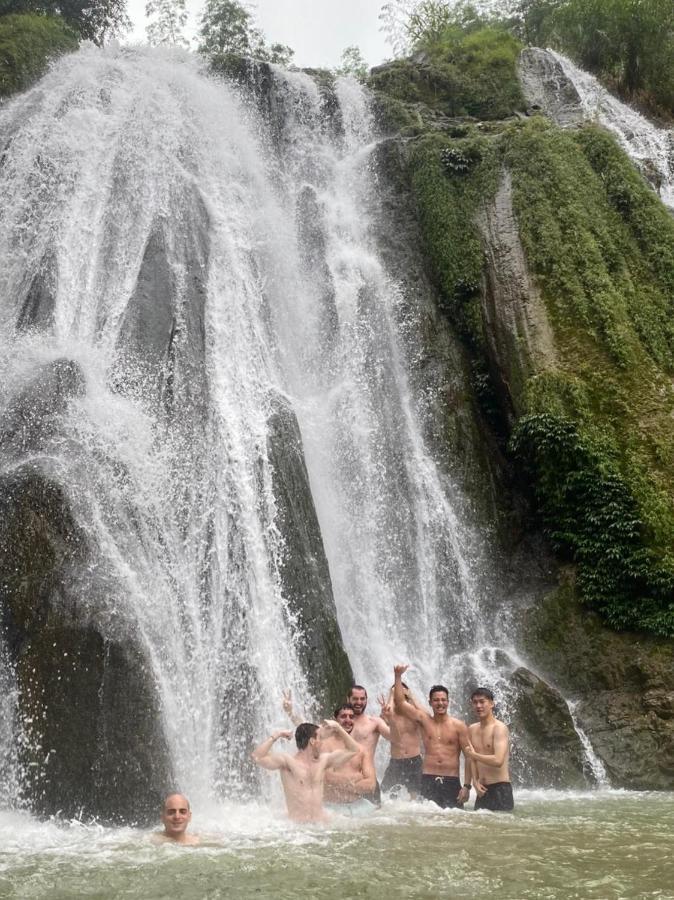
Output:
top-left (126, 0), bottom-right (393, 69)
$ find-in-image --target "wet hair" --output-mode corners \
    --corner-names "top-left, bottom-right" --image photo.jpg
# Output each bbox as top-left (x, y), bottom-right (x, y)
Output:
top-left (295, 723), bottom-right (319, 750)
top-left (429, 684), bottom-right (449, 700)
top-left (334, 702), bottom-right (355, 717)
top-left (348, 684), bottom-right (367, 697)
top-left (471, 687), bottom-right (495, 702)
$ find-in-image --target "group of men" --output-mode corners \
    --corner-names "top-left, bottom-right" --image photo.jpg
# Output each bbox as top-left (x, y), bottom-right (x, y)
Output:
top-left (154, 663), bottom-right (513, 842)
top-left (252, 664), bottom-right (513, 823)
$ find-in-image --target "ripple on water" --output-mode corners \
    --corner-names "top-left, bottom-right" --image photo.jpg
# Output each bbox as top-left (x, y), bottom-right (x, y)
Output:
top-left (0, 792), bottom-right (672, 899)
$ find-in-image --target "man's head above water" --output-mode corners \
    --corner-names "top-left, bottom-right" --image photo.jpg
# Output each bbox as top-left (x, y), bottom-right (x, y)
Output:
top-left (160, 793), bottom-right (192, 841)
top-left (347, 684), bottom-right (367, 716)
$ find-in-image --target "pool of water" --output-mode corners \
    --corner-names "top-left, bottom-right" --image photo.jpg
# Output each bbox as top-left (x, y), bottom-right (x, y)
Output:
top-left (1, 791), bottom-right (672, 899)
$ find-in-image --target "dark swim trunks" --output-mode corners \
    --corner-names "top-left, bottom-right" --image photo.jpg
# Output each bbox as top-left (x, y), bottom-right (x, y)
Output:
top-left (474, 782), bottom-right (514, 812)
top-left (382, 755), bottom-right (423, 794)
top-left (420, 774), bottom-right (463, 809)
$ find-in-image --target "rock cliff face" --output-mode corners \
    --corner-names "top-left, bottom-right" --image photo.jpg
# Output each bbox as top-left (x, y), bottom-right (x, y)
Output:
top-left (370, 46), bottom-right (674, 789)
top-left (0, 362), bottom-right (173, 823)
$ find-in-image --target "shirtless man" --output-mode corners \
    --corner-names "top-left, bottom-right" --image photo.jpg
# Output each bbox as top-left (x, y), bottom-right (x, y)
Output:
top-left (321, 704), bottom-right (377, 815)
top-left (251, 720), bottom-right (359, 823)
top-left (153, 793), bottom-right (200, 845)
top-left (393, 664), bottom-right (471, 809)
top-left (464, 687), bottom-right (514, 812)
top-left (379, 683), bottom-right (423, 798)
top-left (348, 684), bottom-right (391, 758)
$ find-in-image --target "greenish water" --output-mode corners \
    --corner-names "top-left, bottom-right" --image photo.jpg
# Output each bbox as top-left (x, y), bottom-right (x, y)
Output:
top-left (0, 791), bottom-right (672, 899)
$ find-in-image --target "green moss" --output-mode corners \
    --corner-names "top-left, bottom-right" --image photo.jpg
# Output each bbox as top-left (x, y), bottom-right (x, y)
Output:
top-left (368, 26), bottom-right (525, 122)
top-left (0, 13), bottom-right (77, 97)
top-left (501, 119), bottom-right (674, 635)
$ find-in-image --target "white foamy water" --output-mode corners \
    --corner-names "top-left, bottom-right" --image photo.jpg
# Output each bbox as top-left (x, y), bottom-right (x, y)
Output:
top-left (0, 44), bottom-right (506, 805)
top-left (551, 50), bottom-right (674, 209)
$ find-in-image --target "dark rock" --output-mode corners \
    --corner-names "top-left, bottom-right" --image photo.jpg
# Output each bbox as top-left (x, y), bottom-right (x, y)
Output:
top-left (16, 252), bottom-right (57, 332)
top-left (522, 583), bottom-right (674, 789)
top-left (507, 666), bottom-right (586, 788)
top-left (0, 358), bottom-right (86, 458)
top-left (476, 169), bottom-right (558, 419)
top-left (267, 393), bottom-right (353, 710)
top-left (0, 463), bottom-right (173, 823)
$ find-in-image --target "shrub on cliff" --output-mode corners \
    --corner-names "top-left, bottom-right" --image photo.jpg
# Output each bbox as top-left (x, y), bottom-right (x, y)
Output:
top-left (0, 13), bottom-right (77, 96)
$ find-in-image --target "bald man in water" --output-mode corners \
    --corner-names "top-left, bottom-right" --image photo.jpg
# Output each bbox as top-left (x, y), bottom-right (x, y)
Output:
top-left (153, 793), bottom-right (200, 845)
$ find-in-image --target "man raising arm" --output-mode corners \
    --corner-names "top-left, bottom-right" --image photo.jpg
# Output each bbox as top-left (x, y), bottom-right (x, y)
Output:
top-left (393, 664), bottom-right (471, 809)
top-left (251, 720), bottom-right (359, 823)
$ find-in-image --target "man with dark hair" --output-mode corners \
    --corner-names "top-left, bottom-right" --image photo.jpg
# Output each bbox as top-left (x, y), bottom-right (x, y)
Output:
top-left (347, 684), bottom-right (390, 760)
top-left (393, 664), bottom-right (471, 809)
top-left (153, 793), bottom-right (200, 845)
top-left (379, 682), bottom-right (423, 798)
top-left (464, 687), bottom-right (514, 812)
top-left (251, 719), bottom-right (359, 822)
top-left (321, 704), bottom-right (377, 815)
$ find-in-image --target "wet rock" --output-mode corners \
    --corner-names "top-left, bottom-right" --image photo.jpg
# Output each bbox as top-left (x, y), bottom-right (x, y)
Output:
top-left (522, 584), bottom-right (674, 790)
top-left (16, 252), bottom-right (57, 332)
top-left (267, 393), bottom-right (353, 709)
top-left (518, 48), bottom-right (584, 127)
top-left (0, 464), bottom-right (173, 823)
top-left (0, 358), bottom-right (86, 458)
top-left (507, 666), bottom-right (586, 788)
top-left (476, 170), bottom-right (558, 419)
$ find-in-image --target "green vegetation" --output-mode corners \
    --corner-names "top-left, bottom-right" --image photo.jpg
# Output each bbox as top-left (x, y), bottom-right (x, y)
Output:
top-left (0, 12), bottom-right (77, 96)
top-left (369, 19), bottom-right (524, 120)
top-left (198, 0), bottom-right (294, 67)
top-left (0, 1), bottom-right (130, 45)
top-left (384, 58), bottom-right (674, 634)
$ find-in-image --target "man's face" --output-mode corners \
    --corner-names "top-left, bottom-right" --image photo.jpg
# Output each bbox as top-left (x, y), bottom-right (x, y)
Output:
top-left (471, 694), bottom-right (495, 720)
top-left (348, 688), bottom-right (367, 716)
top-left (337, 707), bottom-right (356, 733)
top-left (161, 794), bottom-right (191, 838)
top-left (429, 691), bottom-right (449, 715)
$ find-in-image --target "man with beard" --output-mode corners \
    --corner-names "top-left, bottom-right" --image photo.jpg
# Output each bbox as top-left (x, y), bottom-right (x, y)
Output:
top-left (252, 720), bottom-right (359, 823)
top-left (393, 664), bottom-right (471, 809)
top-left (321, 704), bottom-right (377, 816)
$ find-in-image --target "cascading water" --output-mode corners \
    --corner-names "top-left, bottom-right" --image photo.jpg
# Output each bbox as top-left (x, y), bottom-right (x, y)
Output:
top-left (0, 44), bottom-right (590, 814)
top-left (549, 50), bottom-right (674, 210)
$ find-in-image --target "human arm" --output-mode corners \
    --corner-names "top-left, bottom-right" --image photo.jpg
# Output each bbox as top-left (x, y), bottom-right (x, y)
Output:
top-left (464, 724), bottom-right (510, 768)
top-left (320, 719), bottom-right (359, 769)
top-left (281, 689), bottom-right (303, 727)
top-left (375, 715), bottom-right (391, 741)
top-left (251, 730), bottom-right (293, 770)
top-left (393, 664), bottom-right (425, 723)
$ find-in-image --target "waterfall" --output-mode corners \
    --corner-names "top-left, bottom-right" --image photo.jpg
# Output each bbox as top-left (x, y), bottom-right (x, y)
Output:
top-left (0, 45), bottom-right (549, 810)
top-left (549, 50), bottom-right (674, 210)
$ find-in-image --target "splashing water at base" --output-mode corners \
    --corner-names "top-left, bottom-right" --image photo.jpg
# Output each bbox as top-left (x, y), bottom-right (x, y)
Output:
top-left (0, 791), bottom-right (671, 899)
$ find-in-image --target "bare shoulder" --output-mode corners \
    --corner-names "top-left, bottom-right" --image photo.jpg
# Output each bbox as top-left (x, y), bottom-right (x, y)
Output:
top-left (494, 718), bottom-right (510, 736)
top-left (450, 716), bottom-right (469, 732)
top-left (468, 722), bottom-right (480, 736)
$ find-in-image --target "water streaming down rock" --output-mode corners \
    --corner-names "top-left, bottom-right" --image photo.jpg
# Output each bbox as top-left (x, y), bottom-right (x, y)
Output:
top-left (0, 46), bottom-right (597, 820)
top-left (519, 47), bottom-right (674, 209)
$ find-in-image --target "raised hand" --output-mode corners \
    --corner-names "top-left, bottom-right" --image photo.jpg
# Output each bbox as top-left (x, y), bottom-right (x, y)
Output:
top-left (394, 663), bottom-right (410, 678)
top-left (274, 729), bottom-right (293, 741)
top-left (281, 688), bottom-right (293, 715)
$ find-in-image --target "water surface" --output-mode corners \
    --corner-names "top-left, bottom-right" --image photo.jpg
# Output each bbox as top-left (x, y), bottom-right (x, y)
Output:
top-left (1, 791), bottom-right (671, 899)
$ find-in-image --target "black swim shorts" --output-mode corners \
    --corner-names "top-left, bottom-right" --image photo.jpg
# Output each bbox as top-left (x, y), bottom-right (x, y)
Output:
top-left (382, 755), bottom-right (423, 794)
top-left (474, 781), bottom-right (514, 812)
top-left (420, 774), bottom-right (463, 809)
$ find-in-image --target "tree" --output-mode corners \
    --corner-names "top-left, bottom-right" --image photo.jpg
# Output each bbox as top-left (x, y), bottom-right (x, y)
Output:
top-left (198, 0), bottom-right (294, 66)
top-left (145, 0), bottom-right (188, 47)
top-left (335, 45), bottom-right (368, 80)
top-left (0, 1), bottom-right (130, 44)
top-left (198, 0), bottom-right (264, 57)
